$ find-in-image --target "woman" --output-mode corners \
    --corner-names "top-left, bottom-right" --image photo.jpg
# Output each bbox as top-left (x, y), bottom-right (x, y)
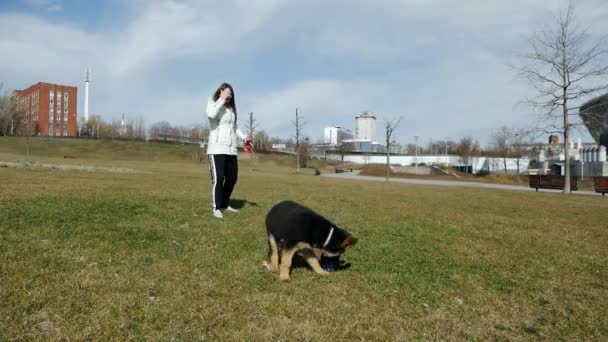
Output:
top-left (206, 83), bottom-right (250, 219)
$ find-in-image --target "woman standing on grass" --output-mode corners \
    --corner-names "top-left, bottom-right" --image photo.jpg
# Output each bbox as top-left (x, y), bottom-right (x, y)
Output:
top-left (206, 83), bottom-right (251, 219)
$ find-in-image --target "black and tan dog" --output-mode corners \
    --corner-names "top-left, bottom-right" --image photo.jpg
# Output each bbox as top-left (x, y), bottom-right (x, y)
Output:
top-left (264, 200), bottom-right (358, 281)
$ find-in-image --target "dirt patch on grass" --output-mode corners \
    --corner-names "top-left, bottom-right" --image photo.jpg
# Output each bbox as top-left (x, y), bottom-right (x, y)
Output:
top-left (0, 161), bottom-right (139, 174)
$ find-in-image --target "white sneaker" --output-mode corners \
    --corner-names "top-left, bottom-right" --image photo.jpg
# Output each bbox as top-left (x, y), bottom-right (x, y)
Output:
top-left (213, 209), bottom-right (223, 219)
top-left (225, 206), bottom-right (239, 213)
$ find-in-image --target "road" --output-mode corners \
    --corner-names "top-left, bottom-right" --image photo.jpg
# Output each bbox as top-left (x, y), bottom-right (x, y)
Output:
top-left (321, 171), bottom-right (601, 196)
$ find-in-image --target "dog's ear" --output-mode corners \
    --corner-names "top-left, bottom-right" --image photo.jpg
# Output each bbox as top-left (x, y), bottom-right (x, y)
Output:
top-left (341, 234), bottom-right (358, 248)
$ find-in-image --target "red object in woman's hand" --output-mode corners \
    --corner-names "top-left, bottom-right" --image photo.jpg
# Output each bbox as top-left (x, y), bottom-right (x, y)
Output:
top-left (243, 139), bottom-right (253, 153)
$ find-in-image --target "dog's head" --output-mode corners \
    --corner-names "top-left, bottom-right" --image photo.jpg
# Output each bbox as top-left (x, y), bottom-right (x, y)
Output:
top-left (321, 226), bottom-right (358, 257)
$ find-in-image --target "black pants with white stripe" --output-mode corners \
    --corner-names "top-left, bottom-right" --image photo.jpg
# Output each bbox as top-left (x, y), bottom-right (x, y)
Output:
top-left (207, 154), bottom-right (238, 211)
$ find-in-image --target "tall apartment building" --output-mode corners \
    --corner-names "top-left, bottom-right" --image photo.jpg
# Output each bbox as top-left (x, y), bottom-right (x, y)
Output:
top-left (355, 111), bottom-right (377, 141)
top-left (13, 82), bottom-right (78, 137)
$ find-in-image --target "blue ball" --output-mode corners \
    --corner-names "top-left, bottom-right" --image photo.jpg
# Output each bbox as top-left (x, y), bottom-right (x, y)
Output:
top-left (321, 256), bottom-right (340, 272)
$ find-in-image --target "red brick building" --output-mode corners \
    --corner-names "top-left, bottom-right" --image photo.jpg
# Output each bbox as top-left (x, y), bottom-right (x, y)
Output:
top-left (13, 82), bottom-right (78, 137)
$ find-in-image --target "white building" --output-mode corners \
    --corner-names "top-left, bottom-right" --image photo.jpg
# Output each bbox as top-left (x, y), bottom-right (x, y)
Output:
top-left (324, 126), bottom-right (353, 145)
top-left (355, 112), bottom-right (376, 141)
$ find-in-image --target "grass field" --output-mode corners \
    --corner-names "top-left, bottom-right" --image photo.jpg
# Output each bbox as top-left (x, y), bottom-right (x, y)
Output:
top-left (1, 137), bottom-right (607, 340)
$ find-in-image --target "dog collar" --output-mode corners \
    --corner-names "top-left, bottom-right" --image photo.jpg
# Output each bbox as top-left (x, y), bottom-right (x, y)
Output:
top-left (323, 227), bottom-right (334, 247)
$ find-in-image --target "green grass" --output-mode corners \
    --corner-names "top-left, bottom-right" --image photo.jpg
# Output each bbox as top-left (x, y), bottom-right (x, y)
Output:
top-left (1, 138), bottom-right (607, 340)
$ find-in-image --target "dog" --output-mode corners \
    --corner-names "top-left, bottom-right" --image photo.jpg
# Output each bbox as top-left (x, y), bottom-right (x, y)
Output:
top-left (264, 200), bottom-right (358, 281)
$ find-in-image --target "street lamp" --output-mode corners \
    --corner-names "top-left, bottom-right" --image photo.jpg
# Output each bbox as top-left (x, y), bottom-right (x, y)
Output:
top-left (445, 140), bottom-right (449, 166)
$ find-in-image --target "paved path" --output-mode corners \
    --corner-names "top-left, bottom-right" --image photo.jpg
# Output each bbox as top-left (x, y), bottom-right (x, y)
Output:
top-left (321, 171), bottom-right (601, 196)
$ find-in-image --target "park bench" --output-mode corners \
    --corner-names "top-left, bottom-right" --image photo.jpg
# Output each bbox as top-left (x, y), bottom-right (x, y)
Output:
top-left (335, 167), bottom-right (353, 174)
top-left (594, 177), bottom-right (608, 196)
top-left (529, 175), bottom-right (578, 192)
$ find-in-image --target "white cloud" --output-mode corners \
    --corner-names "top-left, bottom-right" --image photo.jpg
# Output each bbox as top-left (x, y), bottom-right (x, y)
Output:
top-left (23, 0), bottom-right (62, 12)
top-left (1, 0), bottom-right (607, 144)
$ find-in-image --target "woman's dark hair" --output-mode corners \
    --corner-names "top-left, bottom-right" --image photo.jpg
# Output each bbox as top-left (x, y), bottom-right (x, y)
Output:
top-left (212, 82), bottom-right (237, 117)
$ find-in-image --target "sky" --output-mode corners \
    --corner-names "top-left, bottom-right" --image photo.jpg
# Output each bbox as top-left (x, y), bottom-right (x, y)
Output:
top-left (1, 0), bottom-right (607, 146)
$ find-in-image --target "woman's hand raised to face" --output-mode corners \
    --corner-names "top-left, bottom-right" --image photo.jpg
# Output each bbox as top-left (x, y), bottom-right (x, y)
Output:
top-left (219, 88), bottom-right (232, 101)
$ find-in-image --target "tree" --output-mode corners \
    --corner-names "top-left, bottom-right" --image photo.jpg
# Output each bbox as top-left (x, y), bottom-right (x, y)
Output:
top-left (455, 136), bottom-right (480, 173)
top-left (149, 121), bottom-right (172, 141)
top-left (517, 2), bottom-right (608, 193)
top-left (254, 129), bottom-right (269, 151)
top-left (245, 112), bottom-right (259, 143)
top-left (292, 108), bottom-right (305, 171)
top-left (190, 124), bottom-right (208, 143)
top-left (134, 115), bottom-right (146, 140)
top-left (384, 117), bottom-right (403, 182)
top-left (511, 130), bottom-right (530, 178)
top-left (490, 126), bottom-right (532, 176)
top-left (491, 125), bottom-right (513, 174)
top-left (0, 85), bottom-right (24, 136)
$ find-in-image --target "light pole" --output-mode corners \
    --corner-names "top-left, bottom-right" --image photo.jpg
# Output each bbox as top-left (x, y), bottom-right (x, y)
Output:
top-left (445, 140), bottom-right (448, 166)
top-left (414, 135), bottom-right (419, 175)
top-left (580, 146), bottom-right (584, 181)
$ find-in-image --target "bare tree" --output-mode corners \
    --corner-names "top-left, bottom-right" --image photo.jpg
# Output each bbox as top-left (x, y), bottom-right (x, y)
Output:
top-left (490, 126), bottom-right (533, 177)
top-left (511, 129), bottom-right (531, 179)
top-left (491, 125), bottom-right (513, 174)
top-left (384, 116), bottom-right (403, 182)
top-left (517, 2), bottom-right (608, 193)
top-left (254, 129), bottom-right (269, 151)
top-left (0, 85), bottom-right (25, 136)
top-left (455, 136), bottom-right (480, 173)
top-left (245, 112), bottom-right (259, 143)
top-left (292, 108), bottom-right (305, 172)
top-left (190, 124), bottom-right (208, 143)
top-left (134, 115), bottom-right (146, 140)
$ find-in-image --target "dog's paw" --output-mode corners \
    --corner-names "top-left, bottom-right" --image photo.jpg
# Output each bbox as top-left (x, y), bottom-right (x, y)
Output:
top-left (262, 261), bottom-right (279, 273)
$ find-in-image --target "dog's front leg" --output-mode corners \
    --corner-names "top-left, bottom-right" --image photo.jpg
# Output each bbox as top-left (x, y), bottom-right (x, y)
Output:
top-left (304, 249), bottom-right (330, 276)
top-left (279, 247), bottom-right (297, 281)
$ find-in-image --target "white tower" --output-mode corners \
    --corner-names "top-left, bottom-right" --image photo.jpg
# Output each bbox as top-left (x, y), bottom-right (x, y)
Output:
top-left (84, 68), bottom-right (91, 122)
top-left (355, 112), bottom-right (377, 141)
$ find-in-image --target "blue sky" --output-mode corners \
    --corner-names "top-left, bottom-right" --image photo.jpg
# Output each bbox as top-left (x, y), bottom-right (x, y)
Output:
top-left (1, 0), bottom-right (607, 145)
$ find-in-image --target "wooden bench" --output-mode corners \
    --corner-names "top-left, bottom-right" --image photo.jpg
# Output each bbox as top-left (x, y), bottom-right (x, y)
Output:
top-left (594, 177), bottom-right (608, 196)
top-left (529, 175), bottom-right (578, 191)
top-left (335, 167), bottom-right (353, 174)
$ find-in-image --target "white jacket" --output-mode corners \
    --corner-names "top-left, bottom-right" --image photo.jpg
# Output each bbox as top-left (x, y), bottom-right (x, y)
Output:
top-left (206, 97), bottom-right (246, 155)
